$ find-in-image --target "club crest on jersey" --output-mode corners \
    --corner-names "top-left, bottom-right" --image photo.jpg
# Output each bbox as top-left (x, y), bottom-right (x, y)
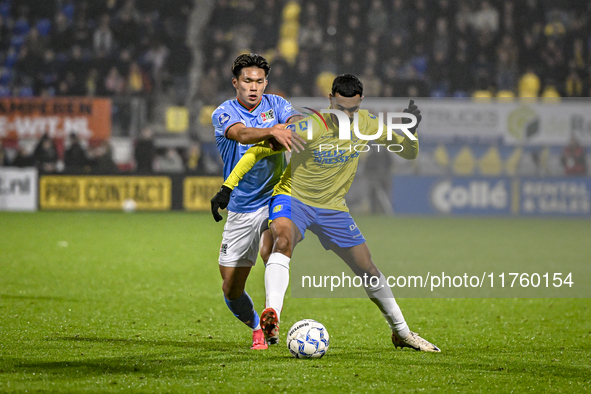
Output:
top-left (273, 204), bottom-right (283, 213)
top-left (218, 112), bottom-right (231, 126)
top-left (261, 109), bottom-right (275, 123)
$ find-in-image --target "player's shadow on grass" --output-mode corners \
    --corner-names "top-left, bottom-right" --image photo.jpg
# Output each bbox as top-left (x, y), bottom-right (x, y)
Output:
top-left (3, 336), bottom-right (290, 377)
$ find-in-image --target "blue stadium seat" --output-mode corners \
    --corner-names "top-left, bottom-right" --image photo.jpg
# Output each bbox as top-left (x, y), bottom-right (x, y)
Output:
top-left (18, 86), bottom-right (34, 97)
top-left (0, 68), bottom-right (12, 85)
top-left (0, 85), bottom-right (10, 97)
top-left (430, 89), bottom-right (447, 98)
top-left (62, 3), bottom-right (75, 22)
top-left (5, 48), bottom-right (18, 68)
top-left (0, 1), bottom-right (11, 18)
top-left (37, 19), bottom-right (51, 36)
top-left (13, 18), bottom-right (30, 36)
top-left (9, 35), bottom-right (25, 50)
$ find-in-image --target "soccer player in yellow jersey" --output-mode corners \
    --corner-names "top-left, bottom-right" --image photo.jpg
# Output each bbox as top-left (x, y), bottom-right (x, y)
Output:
top-left (211, 74), bottom-right (440, 351)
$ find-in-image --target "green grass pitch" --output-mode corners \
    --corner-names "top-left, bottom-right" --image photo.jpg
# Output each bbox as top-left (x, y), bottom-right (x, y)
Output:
top-left (1, 212), bottom-right (590, 393)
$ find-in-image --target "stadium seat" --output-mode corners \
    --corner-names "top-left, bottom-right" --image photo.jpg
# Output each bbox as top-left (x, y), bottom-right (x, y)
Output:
top-left (0, 85), bottom-right (10, 97)
top-left (5, 48), bottom-right (18, 68)
top-left (18, 86), bottom-right (34, 97)
top-left (0, 68), bottom-right (12, 85)
top-left (496, 90), bottom-right (515, 102)
top-left (430, 89), bottom-right (447, 98)
top-left (282, 1), bottom-right (301, 21)
top-left (278, 38), bottom-right (298, 64)
top-left (0, 1), bottom-right (11, 18)
top-left (36, 19), bottom-right (51, 36)
top-left (9, 35), bottom-right (25, 50)
top-left (13, 19), bottom-right (30, 36)
top-left (453, 146), bottom-right (476, 175)
top-left (62, 3), bottom-right (75, 22)
top-left (472, 90), bottom-right (493, 100)
top-left (478, 145), bottom-right (503, 176)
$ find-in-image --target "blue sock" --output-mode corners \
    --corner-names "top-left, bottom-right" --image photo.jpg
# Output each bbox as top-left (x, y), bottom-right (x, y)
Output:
top-left (224, 292), bottom-right (259, 330)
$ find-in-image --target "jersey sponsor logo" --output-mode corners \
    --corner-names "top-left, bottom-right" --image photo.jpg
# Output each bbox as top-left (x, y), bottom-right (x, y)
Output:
top-left (349, 223), bottom-right (358, 231)
top-left (273, 204), bottom-right (283, 213)
top-left (218, 112), bottom-right (231, 126)
top-left (220, 243), bottom-right (228, 255)
top-left (261, 109), bottom-right (275, 123)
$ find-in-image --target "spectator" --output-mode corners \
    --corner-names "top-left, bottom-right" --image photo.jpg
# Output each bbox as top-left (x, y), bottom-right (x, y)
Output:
top-left (50, 12), bottom-right (73, 55)
top-left (104, 66), bottom-right (125, 95)
top-left (186, 142), bottom-right (204, 174)
top-left (470, 0), bottom-right (499, 33)
top-left (12, 146), bottom-right (35, 167)
top-left (72, 16), bottom-right (92, 48)
top-left (0, 140), bottom-right (8, 166)
top-left (127, 62), bottom-right (151, 95)
top-left (561, 137), bottom-right (587, 176)
top-left (143, 39), bottom-right (170, 92)
top-left (89, 141), bottom-right (119, 174)
top-left (93, 14), bottom-right (114, 54)
top-left (64, 133), bottom-right (88, 173)
top-left (34, 134), bottom-right (58, 173)
top-left (155, 148), bottom-right (184, 173)
top-left (134, 127), bottom-right (155, 173)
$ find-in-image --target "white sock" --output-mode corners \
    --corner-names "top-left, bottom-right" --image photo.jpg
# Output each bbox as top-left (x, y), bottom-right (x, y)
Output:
top-left (265, 252), bottom-right (290, 321)
top-left (364, 273), bottom-right (410, 338)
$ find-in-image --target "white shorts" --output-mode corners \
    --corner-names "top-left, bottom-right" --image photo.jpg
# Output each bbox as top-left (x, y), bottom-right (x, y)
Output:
top-left (218, 205), bottom-right (269, 267)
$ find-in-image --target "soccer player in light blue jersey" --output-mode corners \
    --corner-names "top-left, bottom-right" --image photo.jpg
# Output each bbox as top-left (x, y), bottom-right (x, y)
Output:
top-left (211, 53), bottom-right (303, 349)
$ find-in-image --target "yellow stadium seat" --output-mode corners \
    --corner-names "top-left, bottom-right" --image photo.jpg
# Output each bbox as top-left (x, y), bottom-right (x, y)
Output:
top-left (282, 1), bottom-right (301, 21)
top-left (504, 147), bottom-right (522, 176)
top-left (479, 145), bottom-right (502, 175)
top-left (472, 90), bottom-right (493, 102)
top-left (280, 21), bottom-right (300, 40)
top-left (199, 105), bottom-right (216, 126)
top-left (433, 144), bottom-right (449, 168)
top-left (541, 85), bottom-right (561, 102)
top-left (453, 146), bottom-right (476, 175)
top-left (518, 72), bottom-right (540, 97)
top-left (166, 106), bottom-right (189, 133)
top-left (496, 90), bottom-right (515, 102)
top-left (278, 38), bottom-right (299, 64)
top-left (316, 71), bottom-right (337, 96)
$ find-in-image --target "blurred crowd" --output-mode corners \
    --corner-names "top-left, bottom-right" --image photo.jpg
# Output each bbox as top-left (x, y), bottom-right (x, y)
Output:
top-left (0, 128), bottom-right (209, 175)
top-left (0, 0), bottom-right (192, 97)
top-left (199, 0), bottom-right (591, 101)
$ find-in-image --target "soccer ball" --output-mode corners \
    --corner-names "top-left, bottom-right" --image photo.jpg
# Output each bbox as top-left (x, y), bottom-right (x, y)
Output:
top-left (286, 319), bottom-right (329, 358)
top-left (122, 198), bottom-right (137, 212)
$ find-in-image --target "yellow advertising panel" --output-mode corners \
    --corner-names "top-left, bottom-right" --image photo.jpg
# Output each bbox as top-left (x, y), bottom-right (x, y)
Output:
top-left (165, 106), bottom-right (189, 133)
top-left (40, 176), bottom-right (171, 210)
top-left (184, 177), bottom-right (223, 211)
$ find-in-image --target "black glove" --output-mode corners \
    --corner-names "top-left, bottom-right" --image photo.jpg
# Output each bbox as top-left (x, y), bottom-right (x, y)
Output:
top-left (402, 99), bottom-right (422, 135)
top-left (211, 185), bottom-right (232, 222)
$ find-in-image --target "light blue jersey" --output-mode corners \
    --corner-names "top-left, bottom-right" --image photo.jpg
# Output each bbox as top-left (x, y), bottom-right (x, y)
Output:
top-left (213, 94), bottom-right (299, 213)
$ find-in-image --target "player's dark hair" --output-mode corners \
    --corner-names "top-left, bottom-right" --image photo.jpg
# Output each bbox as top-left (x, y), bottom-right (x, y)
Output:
top-left (331, 74), bottom-right (363, 97)
top-left (232, 53), bottom-right (271, 78)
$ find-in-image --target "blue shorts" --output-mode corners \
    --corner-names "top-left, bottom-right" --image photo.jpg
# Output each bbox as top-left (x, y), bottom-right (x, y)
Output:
top-left (269, 194), bottom-right (366, 250)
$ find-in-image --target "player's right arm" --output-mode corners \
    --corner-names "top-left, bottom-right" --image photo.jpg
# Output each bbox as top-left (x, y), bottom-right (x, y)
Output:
top-left (211, 141), bottom-right (280, 222)
top-left (223, 141), bottom-right (279, 190)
